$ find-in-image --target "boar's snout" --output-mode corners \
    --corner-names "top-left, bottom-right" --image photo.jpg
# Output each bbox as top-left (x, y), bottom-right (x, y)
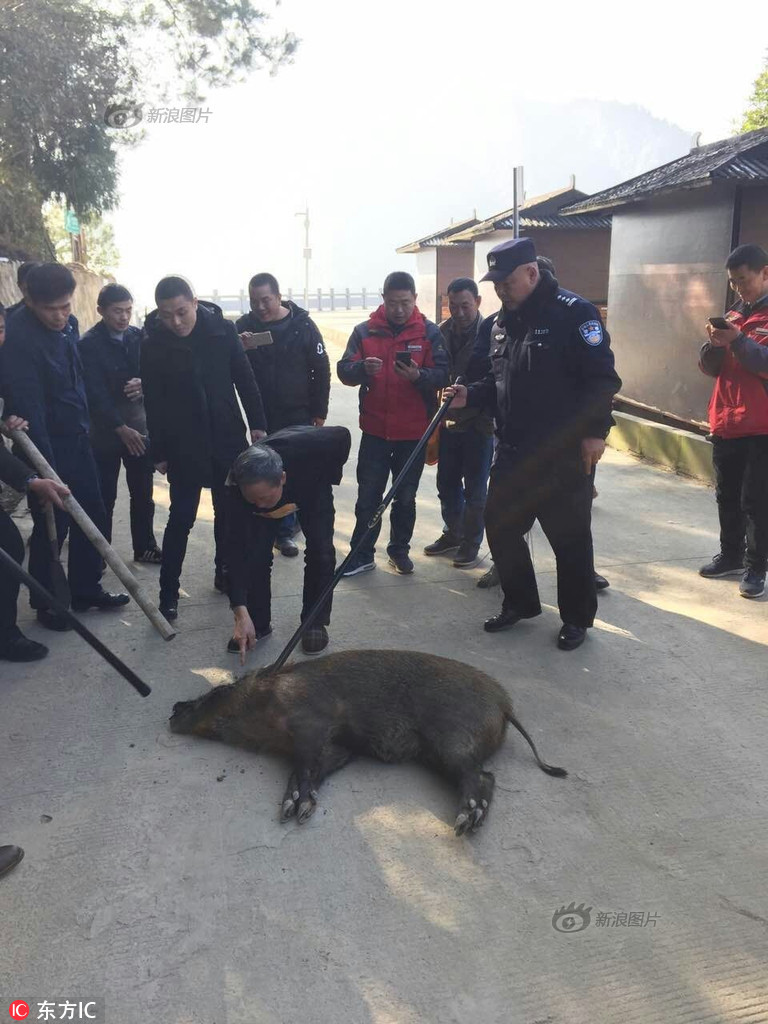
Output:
top-left (169, 699), bottom-right (195, 733)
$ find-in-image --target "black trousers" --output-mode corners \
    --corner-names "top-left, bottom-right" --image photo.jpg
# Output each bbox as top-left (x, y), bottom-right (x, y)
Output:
top-left (94, 449), bottom-right (157, 554)
top-left (0, 506), bottom-right (25, 641)
top-left (484, 451), bottom-right (597, 628)
top-left (243, 485), bottom-right (336, 632)
top-left (26, 434), bottom-right (107, 606)
top-left (159, 462), bottom-right (229, 603)
top-left (712, 435), bottom-right (768, 573)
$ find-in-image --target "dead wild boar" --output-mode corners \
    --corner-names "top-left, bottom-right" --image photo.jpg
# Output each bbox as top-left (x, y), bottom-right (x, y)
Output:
top-left (169, 649), bottom-right (566, 836)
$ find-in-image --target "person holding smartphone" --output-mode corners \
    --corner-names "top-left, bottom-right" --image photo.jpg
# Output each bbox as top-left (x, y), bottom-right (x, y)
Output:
top-left (699, 244), bottom-right (768, 598)
top-left (337, 271), bottom-right (449, 576)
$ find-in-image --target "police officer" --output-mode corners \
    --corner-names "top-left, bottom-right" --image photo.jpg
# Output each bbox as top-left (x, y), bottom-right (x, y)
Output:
top-left (446, 238), bottom-right (621, 650)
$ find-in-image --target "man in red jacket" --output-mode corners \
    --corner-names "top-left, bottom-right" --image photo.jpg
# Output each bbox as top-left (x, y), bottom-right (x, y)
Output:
top-left (337, 272), bottom-right (449, 575)
top-left (699, 243), bottom-right (768, 598)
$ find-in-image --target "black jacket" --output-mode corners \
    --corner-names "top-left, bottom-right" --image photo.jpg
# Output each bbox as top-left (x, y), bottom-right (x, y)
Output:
top-left (79, 321), bottom-right (148, 455)
top-left (439, 313), bottom-right (494, 435)
top-left (225, 424), bottom-right (351, 607)
top-left (141, 302), bottom-right (266, 486)
top-left (236, 302), bottom-right (331, 431)
top-left (468, 271), bottom-right (621, 460)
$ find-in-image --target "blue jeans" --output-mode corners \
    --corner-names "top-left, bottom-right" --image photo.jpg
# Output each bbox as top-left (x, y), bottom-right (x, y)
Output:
top-left (349, 433), bottom-right (426, 563)
top-left (437, 428), bottom-right (493, 549)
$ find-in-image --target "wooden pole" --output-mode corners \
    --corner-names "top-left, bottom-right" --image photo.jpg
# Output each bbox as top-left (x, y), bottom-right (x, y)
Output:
top-left (0, 412), bottom-right (176, 641)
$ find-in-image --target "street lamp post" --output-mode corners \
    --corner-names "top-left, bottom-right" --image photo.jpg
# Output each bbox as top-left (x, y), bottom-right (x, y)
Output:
top-left (295, 205), bottom-right (310, 309)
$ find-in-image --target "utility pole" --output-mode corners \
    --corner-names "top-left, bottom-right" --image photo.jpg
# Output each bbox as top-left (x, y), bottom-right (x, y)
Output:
top-left (295, 205), bottom-right (310, 308)
top-left (512, 166), bottom-right (524, 238)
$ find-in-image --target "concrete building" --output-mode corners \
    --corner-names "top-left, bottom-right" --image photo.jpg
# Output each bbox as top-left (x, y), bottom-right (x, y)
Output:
top-left (397, 185), bottom-right (611, 322)
top-left (563, 126), bottom-right (768, 428)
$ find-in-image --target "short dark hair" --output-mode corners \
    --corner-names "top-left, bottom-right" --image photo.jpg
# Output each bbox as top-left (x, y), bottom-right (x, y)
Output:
top-left (17, 261), bottom-right (40, 286)
top-left (726, 244), bottom-right (768, 273)
top-left (26, 263), bottom-right (76, 304)
top-left (231, 443), bottom-right (284, 487)
top-left (248, 273), bottom-right (280, 295)
top-left (536, 255), bottom-right (556, 275)
top-left (383, 271), bottom-right (416, 295)
top-left (446, 277), bottom-right (479, 298)
top-left (155, 276), bottom-right (195, 303)
top-left (98, 284), bottom-right (133, 308)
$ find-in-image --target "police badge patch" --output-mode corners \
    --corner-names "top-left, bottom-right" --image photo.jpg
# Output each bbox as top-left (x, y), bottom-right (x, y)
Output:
top-left (579, 320), bottom-right (603, 346)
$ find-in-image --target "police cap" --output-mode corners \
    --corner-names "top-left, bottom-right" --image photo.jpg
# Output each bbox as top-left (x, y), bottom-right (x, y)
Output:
top-left (480, 237), bottom-right (538, 283)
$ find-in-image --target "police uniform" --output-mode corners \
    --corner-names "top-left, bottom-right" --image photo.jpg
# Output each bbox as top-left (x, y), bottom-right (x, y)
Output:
top-left (466, 238), bottom-right (621, 646)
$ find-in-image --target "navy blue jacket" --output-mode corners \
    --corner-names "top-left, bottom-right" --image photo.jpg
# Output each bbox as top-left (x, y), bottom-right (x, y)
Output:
top-left (1, 305), bottom-right (89, 466)
top-left (467, 271), bottom-right (621, 459)
top-left (80, 321), bottom-right (148, 455)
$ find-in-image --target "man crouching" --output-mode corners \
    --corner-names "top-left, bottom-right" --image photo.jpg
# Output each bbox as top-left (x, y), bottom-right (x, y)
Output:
top-left (225, 425), bottom-right (351, 660)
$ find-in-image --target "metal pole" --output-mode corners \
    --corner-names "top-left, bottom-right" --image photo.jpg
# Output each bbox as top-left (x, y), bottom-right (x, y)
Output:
top-left (267, 387), bottom-right (460, 674)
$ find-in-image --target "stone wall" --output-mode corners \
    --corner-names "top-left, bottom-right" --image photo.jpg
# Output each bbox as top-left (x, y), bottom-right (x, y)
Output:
top-left (0, 260), bottom-right (109, 332)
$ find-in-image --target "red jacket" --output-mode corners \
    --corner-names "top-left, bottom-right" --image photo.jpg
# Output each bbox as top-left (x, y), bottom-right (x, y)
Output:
top-left (699, 296), bottom-right (768, 438)
top-left (337, 305), bottom-right (449, 440)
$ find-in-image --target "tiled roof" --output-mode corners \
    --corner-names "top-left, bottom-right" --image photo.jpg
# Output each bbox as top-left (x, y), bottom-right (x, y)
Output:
top-left (563, 127), bottom-right (768, 215)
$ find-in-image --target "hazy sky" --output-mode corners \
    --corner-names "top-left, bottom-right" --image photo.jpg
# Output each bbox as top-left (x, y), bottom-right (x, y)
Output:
top-left (111, 0), bottom-right (768, 309)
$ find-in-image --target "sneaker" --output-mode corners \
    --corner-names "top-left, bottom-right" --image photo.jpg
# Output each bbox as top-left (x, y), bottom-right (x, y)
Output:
top-left (227, 625), bottom-right (272, 653)
top-left (301, 626), bottom-right (329, 655)
top-left (71, 589), bottom-right (130, 612)
top-left (699, 553), bottom-right (745, 578)
top-left (388, 553), bottom-right (414, 575)
top-left (341, 559), bottom-right (376, 577)
top-left (134, 547), bottom-right (163, 564)
top-left (453, 544), bottom-right (480, 569)
top-left (159, 601), bottom-right (178, 622)
top-left (424, 534), bottom-right (460, 556)
top-left (739, 570), bottom-right (765, 599)
top-left (476, 564), bottom-right (499, 589)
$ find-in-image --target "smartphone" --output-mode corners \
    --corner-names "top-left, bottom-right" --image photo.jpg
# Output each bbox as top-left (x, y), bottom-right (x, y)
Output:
top-left (708, 317), bottom-right (731, 330)
top-left (395, 350), bottom-right (413, 367)
top-left (240, 331), bottom-right (274, 350)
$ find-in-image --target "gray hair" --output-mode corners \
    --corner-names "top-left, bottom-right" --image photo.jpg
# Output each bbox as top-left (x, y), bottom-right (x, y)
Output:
top-left (231, 444), bottom-right (284, 487)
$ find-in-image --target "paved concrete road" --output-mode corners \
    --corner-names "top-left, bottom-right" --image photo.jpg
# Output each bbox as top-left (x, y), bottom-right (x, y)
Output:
top-left (2, 342), bottom-right (767, 1024)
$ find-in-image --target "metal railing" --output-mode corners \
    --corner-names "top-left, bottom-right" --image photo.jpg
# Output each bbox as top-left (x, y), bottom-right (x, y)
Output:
top-left (198, 288), bottom-right (378, 315)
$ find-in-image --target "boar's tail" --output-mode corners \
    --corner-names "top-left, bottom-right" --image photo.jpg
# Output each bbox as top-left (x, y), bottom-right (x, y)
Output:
top-left (505, 710), bottom-right (568, 778)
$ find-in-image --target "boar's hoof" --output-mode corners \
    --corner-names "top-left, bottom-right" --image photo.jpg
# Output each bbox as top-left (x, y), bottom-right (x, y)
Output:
top-left (297, 789), bottom-right (318, 825)
top-left (280, 792), bottom-right (299, 822)
top-left (454, 798), bottom-right (489, 837)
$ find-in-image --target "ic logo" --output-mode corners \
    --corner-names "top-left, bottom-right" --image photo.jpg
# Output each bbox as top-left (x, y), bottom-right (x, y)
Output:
top-left (552, 902), bottom-right (592, 933)
top-left (9, 1002), bottom-right (30, 1020)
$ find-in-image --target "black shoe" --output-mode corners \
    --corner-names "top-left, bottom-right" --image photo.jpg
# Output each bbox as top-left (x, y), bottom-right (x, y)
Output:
top-left (388, 553), bottom-right (414, 575)
top-left (424, 534), bottom-right (460, 556)
top-left (341, 558), bottom-right (376, 577)
top-left (594, 573), bottom-right (610, 591)
top-left (36, 608), bottom-right (72, 632)
top-left (557, 624), bottom-right (587, 650)
top-left (227, 625), bottom-right (272, 653)
top-left (274, 537), bottom-right (299, 557)
top-left (159, 601), bottom-right (178, 622)
top-left (134, 547), bottom-right (163, 564)
top-left (453, 544), bottom-right (480, 569)
top-left (699, 552), bottom-right (745, 578)
top-left (0, 845), bottom-right (24, 879)
top-left (71, 590), bottom-right (130, 612)
top-left (0, 630), bottom-right (48, 662)
top-left (477, 564), bottom-right (500, 589)
top-left (483, 608), bottom-right (539, 633)
top-left (739, 570), bottom-right (766, 599)
top-left (214, 570), bottom-right (229, 594)
top-left (301, 626), bottom-right (329, 655)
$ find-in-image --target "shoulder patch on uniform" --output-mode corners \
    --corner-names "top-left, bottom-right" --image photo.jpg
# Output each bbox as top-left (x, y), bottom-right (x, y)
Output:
top-left (579, 320), bottom-right (603, 346)
top-left (556, 292), bottom-right (577, 307)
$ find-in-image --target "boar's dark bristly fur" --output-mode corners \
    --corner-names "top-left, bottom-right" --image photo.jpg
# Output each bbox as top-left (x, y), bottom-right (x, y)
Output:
top-left (169, 649), bottom-right (566, 836)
